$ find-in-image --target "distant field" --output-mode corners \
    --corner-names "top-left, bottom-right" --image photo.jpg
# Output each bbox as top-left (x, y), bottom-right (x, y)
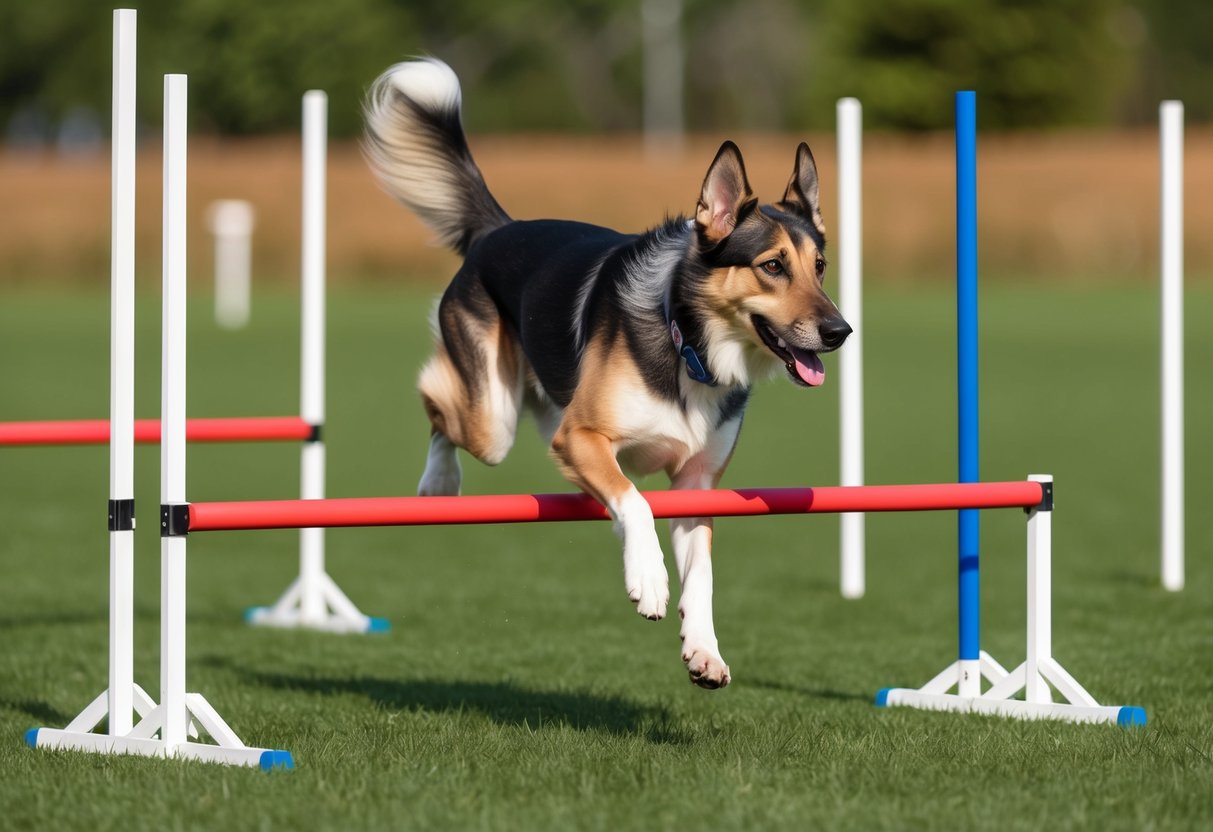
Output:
top-left (3, 128), bottom-right (1213, 284)
top-left (0, 280), bottom-right (1210, 830)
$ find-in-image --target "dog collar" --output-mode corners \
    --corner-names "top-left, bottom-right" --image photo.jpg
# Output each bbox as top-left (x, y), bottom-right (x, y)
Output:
top-left (662, 290), bottom-right (717, 386)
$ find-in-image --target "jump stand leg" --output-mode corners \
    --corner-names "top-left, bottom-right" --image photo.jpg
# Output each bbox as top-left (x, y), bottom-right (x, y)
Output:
top-left (245, 91), bottom-right (385, 636)
top-left (245, 442), bottom-right (388, 634)
top-left (27, 8), bottom-right (162, 761)
top-left (31, 534), bottom-right (290, 770)
top-left (877, 476), bottom-right (1145, 726)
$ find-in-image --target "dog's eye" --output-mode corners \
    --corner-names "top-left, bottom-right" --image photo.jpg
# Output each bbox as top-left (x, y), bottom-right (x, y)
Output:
top-left (815, 258), bottom-right (826, 278)
top-left (760, 259), bottom-right (784, 276)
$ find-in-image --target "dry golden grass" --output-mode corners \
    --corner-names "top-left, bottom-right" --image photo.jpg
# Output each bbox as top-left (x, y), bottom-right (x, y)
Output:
top-left (2, 129), bottom-right (1210, 284)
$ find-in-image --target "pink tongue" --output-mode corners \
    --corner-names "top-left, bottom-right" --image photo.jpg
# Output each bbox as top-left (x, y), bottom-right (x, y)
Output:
top-left (790, 346), bottom-right (825, 387)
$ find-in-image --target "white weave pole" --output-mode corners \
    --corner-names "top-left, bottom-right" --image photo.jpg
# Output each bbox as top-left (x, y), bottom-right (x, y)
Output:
top-left (27, 9), bottom-right (158, 758)
top-left (299, 90), bottom-right (328, 622)
top-left (140, 73), bottom-right (288, 767)
top-left (1160, 101), bottom-right (1184, 592)
top-left (108, 5), bottom-right (139, 737)
top-left (837, 98), bottom-right (865, 599)
top-left (159, 72), bottom-right (191, 749)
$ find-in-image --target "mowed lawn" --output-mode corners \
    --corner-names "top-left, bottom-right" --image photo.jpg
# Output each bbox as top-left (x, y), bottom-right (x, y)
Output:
top-left (0, 279), bottom-right (1210, 830)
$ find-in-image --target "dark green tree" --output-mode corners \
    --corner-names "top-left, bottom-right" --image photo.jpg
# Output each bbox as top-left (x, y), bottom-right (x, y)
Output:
top-left (812, 0), bottom-right (1134, 130)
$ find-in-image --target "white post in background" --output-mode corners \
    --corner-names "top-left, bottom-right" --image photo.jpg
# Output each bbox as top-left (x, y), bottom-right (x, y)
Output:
top-left (208, 199), bottom-right (255, 329)
top-left (107, 6), bottom-right (138, 737)
top-left (244, 90), bottom-right (379, 634)
top-left (641, 0), bottom-right (684, 157)
top-left (1160, 101), bottom-right (1184, 593)
top-left (837, 98), bottom-right (865, 599)
top-left (299, 90), bottom-right (328, 623)
top-left (159, 73), bottom-right (190, 750)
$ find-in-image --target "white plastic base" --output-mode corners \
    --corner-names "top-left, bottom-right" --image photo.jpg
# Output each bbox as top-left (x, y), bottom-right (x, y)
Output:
top-left (878, 653), bottom-right (1145, 727)
top-left (29, 730), bottom-right (290, 770)
top-left (28, 691), bottom-right (292, 770)
top-left (879, 689), bottom-right (1129, 724)
top-left (246, 572), bottom-right (388, 634)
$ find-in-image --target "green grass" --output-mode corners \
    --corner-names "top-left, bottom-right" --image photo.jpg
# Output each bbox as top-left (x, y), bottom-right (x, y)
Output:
top-left (1, 279), bottom-right (1211, 830)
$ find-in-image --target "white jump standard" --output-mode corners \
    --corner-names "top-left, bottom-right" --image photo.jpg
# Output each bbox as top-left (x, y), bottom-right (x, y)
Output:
top-left (875, 92), bottom-right (1144, 727)
top-left (243, 89), bottom-right (388, 636)
top-left (26, 55), bottom-right (292, 770)
top-left (877, 475), bottom-right (1144, 725)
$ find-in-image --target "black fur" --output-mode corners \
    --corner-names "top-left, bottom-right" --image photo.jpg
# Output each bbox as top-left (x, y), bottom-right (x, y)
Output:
top-left (455, 218), bottom-right (692, 409)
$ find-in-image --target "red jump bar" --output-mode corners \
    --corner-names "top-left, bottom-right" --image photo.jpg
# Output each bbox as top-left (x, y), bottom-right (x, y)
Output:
top-left (187, 481), bottom-right (1046, 532)
top-left (0, 416), bottom-right (314, 446)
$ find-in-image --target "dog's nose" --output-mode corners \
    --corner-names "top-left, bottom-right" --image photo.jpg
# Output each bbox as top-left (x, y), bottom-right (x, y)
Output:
top-left (818, 317), bottom-right (852, 350)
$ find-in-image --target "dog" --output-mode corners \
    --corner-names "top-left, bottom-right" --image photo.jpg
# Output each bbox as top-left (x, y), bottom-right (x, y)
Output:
top-left (363, 58), bottom-right (851, 689)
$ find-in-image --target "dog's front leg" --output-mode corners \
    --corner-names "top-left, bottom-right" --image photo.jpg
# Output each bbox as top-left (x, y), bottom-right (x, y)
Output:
top-left (552, 427), bottom-right (669, 620)
top-left (670, 467), bottom-right (730, 689)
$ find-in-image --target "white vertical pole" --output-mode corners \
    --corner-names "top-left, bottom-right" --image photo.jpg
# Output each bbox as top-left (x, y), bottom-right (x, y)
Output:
top-left (108, 7), bottom-right (137, 737)
top-left (837, 98), bottom-right (865, 599)
top-left (641, 0), bottom-right (684, 157)
top-left (209, 200), bottom-right (255, 330)
top-left (1160, 101), bottom-right (1184, 592)
top-left (160, 73), bottom-right (190, 750)
top-left (300, 91), bottom-right (327, 623)
top-left (1025, 475), bottom-right (1052, 703)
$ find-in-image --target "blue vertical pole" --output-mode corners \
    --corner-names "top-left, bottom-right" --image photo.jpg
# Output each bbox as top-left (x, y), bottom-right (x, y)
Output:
top-left (955, 91), bottom-right (980, 666)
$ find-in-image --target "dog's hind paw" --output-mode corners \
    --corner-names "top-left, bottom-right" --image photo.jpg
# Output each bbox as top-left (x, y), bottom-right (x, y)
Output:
top-left (683, 648), bottom-right (730, 689)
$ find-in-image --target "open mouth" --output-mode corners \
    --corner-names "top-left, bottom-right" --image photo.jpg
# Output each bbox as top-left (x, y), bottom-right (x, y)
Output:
top-left (752, 315), bottom-right (825, 387)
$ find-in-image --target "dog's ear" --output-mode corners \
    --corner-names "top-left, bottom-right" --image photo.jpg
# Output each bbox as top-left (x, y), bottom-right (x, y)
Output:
top-left (781, 142), bottom-right (825, 235)
top-left (696, 141), bottom-right (755, 245)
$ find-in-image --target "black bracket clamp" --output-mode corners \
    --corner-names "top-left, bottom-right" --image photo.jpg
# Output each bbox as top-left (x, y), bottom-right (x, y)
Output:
top-left (108, 499), bottom-right (136, 532)
top-left (1026, 480), bottom-right (1054, 514)
top-left (160, 503), bottom-right (191, 537)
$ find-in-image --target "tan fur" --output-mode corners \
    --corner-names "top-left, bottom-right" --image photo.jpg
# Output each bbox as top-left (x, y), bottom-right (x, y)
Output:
top-left (418, 310), bottom-right (523, 466)
top-left (550, 333), bottom-right (639, 505)
top-left (696, 226), bottom-right (837, 361)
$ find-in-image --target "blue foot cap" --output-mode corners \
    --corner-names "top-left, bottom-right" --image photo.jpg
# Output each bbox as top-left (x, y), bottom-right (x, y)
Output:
top-left (24, 728), bottom-right (40, 749)
top-left (874, 688), bottom-right (892, 708)
top-left (1117, 706), bottom-right (1147, 728)
top-left (367, 616), bottom-right (391, 633)
top-left (259, 749), bottom-right (295, 771)
top-left (243, 606), bottom-right (267, 624)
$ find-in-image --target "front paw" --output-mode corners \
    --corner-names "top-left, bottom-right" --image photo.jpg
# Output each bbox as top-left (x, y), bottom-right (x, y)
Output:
top-left (683, 646), bottom-right (731, 689)
top-left (624, 542), bottom-right (669, 620)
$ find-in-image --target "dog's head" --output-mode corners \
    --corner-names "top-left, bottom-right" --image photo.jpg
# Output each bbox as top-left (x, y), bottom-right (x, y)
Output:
top-left (690, 141), bottom-right (850, 388)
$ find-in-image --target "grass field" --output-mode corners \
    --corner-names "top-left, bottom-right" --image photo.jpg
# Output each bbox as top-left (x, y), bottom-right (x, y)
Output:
top-left (0, 279), bottom-right (1211, 830)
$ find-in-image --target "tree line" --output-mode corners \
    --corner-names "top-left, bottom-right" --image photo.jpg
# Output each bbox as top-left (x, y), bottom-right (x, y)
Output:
top-left (2, 0), bottom-right (1208, 141)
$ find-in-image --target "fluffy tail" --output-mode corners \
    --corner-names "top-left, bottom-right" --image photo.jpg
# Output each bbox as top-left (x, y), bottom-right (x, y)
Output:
top-left (363, 58), bottom-right (510, 256)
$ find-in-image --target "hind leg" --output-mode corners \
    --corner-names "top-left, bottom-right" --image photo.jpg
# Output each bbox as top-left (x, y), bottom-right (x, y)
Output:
top-left (416, 285), bottom-right (522, 495)
top-left (418, 431), bottom-right (462, 496)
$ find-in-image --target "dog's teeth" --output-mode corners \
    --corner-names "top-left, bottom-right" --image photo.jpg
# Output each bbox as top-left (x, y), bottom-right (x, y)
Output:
top-left (777, 338), bottom-right (787, 349)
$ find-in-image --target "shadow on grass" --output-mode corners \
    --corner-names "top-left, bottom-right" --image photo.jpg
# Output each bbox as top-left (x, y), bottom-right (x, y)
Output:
top-left (0, 610), bottom-right (108, 630)
top-left (747, 677), bottom-right (871, 703)
top-left (1106, 569), bottom-right (1158, 589)
top-left (213, 661), bottom-right (692, 745)
top-left (0, 696), bottom-right (70, 726)
top-left (0, 603), bottom-right (160, 631)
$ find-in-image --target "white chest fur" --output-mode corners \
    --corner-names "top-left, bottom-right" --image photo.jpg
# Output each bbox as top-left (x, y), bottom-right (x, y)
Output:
top-left (610, 380), bottom-right (739, 476)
